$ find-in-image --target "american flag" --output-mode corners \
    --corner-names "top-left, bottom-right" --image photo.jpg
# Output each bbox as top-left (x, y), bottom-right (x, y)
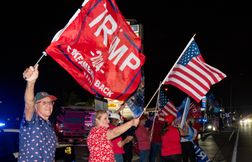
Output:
top-left (157, 89), bottom-right (177, 121)
top-left (164, 38), bottom-right (226, 103)
top-left (158, 89), bottom-right (169, 109)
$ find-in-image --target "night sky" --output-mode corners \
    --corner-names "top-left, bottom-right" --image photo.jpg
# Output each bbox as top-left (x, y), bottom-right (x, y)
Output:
top-left (1, 0), bottom-right (251, 122)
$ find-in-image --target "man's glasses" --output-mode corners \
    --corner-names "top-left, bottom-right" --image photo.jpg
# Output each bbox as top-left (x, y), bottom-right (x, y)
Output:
top-left (36, 100), bottom-right (54, 105)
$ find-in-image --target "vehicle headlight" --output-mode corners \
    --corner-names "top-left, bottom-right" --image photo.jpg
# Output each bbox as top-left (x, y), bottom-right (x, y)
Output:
top-left (207, 125), bottom-right (212, 130)
top-left (240, 118), bottom-right (252, 125)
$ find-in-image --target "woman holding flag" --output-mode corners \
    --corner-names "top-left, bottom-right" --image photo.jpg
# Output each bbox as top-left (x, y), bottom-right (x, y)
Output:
top-left (87, 110), bottom-right (140, 162)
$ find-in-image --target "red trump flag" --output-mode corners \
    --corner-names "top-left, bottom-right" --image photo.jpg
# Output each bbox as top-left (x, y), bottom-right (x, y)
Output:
top-left (45, 0), bottom-right (145, 101)
top-left (164, 38), bottom-right (226, 103)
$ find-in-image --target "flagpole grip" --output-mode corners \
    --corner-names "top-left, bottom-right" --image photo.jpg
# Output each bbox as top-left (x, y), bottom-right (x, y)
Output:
top-left (35, 51), bottom-right (47, 66)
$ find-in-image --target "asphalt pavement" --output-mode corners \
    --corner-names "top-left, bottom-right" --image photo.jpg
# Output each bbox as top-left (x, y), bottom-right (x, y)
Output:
top-left (199, 126), bottom-right (236, 162)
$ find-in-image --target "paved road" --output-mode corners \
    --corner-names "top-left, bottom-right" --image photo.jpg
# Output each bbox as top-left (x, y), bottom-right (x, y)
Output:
top-left (200, 122), bottom-right (252, 162)
top-left (236, 122), bottom-right (252, 162)
top-left (200, 128), bottom-right (236, 162)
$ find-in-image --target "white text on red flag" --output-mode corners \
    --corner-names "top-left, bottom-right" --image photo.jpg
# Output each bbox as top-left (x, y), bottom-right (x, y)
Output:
top-left (45, 0), bottom-right (145, 101)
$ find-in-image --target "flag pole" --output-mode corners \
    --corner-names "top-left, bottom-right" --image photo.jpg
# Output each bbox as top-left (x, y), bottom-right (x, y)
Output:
top-left (180, 96), bottom-right (190, 128)
top-left (139, 34), bottom-right (196, 117)
top-left (149, 81), bottom-right (161, 142)
top-left (34, 51), bottom-right (47, 66)
top-left (139, 82), bottom-right (163, 117)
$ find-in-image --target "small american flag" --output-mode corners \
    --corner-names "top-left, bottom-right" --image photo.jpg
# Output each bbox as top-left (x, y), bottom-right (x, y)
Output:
top-left (158, 89), bottom-right (169, 109)
top-left (164, 38), bottom-right (226, 102)
top-left (157, 89), bottom-right (177, 121)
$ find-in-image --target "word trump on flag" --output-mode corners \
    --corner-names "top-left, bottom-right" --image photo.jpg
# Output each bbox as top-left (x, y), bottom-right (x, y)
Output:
top-left (45, 0), bottom-right (145, 101)
top-left (194, 142), bottom-right (210, 162)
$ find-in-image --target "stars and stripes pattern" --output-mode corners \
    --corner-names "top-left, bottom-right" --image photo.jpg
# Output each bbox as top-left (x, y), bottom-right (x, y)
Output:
top-left (157, 89), bottom-right (178, 121)
top-left (161, 100), bottom-right (178, 117)
top-left (164, 38), bottom-right (226, 103)
top-left (158, 89), bottom-right (169, 109)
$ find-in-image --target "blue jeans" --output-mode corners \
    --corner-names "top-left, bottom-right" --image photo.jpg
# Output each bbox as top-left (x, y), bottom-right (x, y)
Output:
top-left (115, 154), bottom-right (124, 162)
top-left (139, 149), bottom-right (150, 162)
top-left (150, 143), bottom-right (162, 162)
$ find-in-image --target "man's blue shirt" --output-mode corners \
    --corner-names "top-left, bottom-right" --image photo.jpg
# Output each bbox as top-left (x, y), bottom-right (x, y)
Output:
top-left (18, 114), bottom-right (57, 162)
